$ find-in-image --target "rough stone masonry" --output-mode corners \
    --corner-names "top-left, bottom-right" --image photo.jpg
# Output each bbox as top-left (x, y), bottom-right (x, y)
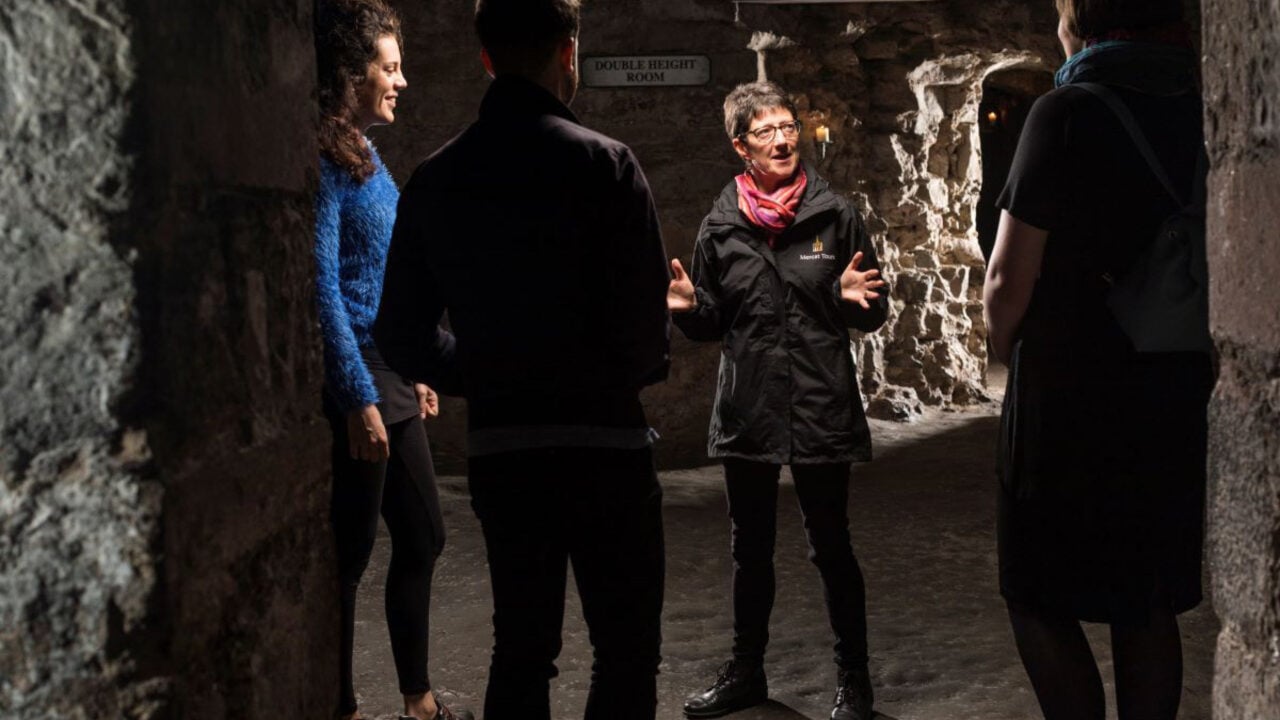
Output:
top-left (1, 1), bottom-right (337, 718)
top-left (1204, 0), bottom-right (1280, 717)
top-left (375, 0), bottom-right (1063, 468)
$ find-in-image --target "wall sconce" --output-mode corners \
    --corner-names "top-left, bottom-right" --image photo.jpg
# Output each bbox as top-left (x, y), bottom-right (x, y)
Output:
top-left (815, 124), bottom-right (834, 160)
top-left (982, 102), bottom-right (1009, 131)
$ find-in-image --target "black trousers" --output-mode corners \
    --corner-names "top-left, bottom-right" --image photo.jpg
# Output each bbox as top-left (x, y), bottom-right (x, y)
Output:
top-left (468, 446), bottom-right (665, 720)
top-left (724, 458), bottom-right (869, 671)
top-left (329, 413), bottom-right (445, 715)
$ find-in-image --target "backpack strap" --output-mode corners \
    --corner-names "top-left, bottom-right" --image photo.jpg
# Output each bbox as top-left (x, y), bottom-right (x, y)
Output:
top-left (1073, 82), bottom-right (1186, 207)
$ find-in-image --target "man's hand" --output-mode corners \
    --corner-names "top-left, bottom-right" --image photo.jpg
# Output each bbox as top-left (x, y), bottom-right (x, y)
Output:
top-left (414, 383), bottom-right (439, 419)
top-left (346, 404), bottom-right (389, 462)
top-left (668, 258), bottom-right (696, 313)
top-left (839, 251), bottom-right (886, 309)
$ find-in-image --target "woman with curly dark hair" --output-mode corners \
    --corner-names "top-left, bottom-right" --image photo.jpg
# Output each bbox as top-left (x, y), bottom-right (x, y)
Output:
top-left (314, 1), bottom-right (469, 718)
top-left (985, 1), bottom-right (1210, 718)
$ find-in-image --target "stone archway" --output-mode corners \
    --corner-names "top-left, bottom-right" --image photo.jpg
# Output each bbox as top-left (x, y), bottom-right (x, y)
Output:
top-left (871, 53), bottom-right (1052, 418)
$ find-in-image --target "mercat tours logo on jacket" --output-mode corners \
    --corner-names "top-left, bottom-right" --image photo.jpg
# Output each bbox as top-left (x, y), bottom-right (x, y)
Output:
top-left (801, 237), bottom-right (835, 261)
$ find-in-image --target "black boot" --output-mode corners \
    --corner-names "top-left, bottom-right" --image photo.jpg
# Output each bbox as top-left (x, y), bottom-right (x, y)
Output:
top-left (830, 667), bottom-right (874, 720)
top-left (683, 659), bottom-right (768, 718)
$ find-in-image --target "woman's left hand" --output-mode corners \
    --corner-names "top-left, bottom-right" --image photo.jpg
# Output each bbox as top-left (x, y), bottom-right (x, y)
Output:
top-left (839, 251), bottom-right (886, 309)
top-left (414, 383), bottom-right (439, 419)
top-left (667, 258), bottom-right (697, 313)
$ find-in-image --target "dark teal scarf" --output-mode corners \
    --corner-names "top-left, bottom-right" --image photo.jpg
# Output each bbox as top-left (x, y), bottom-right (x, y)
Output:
top-left (1055, 40), bottom-right (1198, 95)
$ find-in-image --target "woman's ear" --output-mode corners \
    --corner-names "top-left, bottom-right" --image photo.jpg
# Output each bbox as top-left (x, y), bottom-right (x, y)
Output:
top-left (560, 35), bottom-right (577, 74)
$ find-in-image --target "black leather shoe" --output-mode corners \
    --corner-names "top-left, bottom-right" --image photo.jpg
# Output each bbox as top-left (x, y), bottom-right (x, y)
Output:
top-left (683, 659), bottom-right (768, 718)
top-left (830, 667), bottom-right (874, 720)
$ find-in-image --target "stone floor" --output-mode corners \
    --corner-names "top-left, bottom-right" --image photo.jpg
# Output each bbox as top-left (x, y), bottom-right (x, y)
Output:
top-left (350, 389), bottom-right (1217, 719)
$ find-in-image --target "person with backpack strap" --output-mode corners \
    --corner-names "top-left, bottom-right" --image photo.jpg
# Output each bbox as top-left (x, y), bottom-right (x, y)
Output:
top-left (983, 1), bottom-right (1213, 718)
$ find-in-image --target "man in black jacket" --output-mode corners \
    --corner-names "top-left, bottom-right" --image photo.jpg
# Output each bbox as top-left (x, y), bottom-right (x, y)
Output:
top-left (372, 1), bottom-right (671, 719)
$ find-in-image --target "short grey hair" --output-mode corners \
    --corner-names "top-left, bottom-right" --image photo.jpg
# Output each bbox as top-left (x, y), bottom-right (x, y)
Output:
top-left (723, 81), bottom-right (799, 139)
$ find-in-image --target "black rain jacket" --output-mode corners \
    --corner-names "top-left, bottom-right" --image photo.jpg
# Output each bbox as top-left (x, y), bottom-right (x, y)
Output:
top-left (673, 166), bottom-right (888, 464)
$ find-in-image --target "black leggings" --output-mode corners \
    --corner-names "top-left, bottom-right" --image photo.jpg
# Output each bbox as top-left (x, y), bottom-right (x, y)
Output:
top-left (329, 413), bottom-right (445, 716)
top-left (724, 458), bottom-right (869, 671)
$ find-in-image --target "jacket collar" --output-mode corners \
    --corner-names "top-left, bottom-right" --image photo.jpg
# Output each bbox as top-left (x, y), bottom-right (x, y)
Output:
top-left (705, 160), bottom-right (840, 237)
top-left (479, 74), bottom-right (580, 125)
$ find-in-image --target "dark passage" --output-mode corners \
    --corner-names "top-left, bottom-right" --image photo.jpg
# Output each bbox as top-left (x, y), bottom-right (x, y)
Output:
top-left (976, 69), bottom-right (1054, 261)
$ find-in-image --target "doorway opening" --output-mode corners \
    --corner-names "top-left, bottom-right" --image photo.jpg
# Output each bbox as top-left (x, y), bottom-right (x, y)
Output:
top-left (976, 69), bottom-right (1054, 261)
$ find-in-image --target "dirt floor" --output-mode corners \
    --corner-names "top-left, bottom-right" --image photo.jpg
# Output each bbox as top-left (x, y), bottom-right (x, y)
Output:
top-left (350, 380), bottom-right (1217, 720)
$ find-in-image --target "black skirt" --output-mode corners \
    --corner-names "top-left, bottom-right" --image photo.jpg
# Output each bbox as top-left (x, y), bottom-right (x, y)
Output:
top-left (997, 341), bottom-right (1211, 623)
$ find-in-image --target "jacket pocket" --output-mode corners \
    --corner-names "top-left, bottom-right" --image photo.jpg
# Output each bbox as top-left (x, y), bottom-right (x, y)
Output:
top-left (710, 352), bottom-right (744, 439)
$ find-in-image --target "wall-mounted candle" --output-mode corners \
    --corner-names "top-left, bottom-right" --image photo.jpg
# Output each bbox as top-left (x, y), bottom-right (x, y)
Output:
top-left (987, 110), bottom-right (999, 125)
top-left (815, 125), bottom-right (831, 143)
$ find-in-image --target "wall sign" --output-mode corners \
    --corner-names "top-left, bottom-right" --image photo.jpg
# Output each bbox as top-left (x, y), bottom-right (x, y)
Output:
top-left (582, 55), bottom-right (711, 88)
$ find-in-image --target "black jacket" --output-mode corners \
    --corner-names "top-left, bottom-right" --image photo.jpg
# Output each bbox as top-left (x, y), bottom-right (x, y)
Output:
top-left (373, 76), bottom-right (671, 438)
top-left (673, 167), bottom-right (888, 463)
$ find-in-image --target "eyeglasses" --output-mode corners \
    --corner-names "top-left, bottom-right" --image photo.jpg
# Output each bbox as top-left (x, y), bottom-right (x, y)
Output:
top-left (739, 121), bottom-right (802, 143)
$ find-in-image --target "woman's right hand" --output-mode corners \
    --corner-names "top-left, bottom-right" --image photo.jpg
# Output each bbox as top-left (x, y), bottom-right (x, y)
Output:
top-left (346, 404), bottom-right (389, 462)
top-left (667, 258), bottom-right (697, 313)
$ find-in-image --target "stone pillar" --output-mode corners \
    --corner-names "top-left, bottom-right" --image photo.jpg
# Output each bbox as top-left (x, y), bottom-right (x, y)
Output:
top-left (0, 1), bottom-right (336, 717)
top-left (0, 2), bottom-right (161, 715)
top-left (1204, 1), bottom-right (1280, 717)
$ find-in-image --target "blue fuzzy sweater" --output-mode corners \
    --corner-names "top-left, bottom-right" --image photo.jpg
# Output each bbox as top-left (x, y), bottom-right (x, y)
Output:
top-left (315, 140), bottom-right (399, 412)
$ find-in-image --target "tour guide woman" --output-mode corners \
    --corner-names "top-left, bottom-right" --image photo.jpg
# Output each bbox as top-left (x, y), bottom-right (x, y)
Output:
top-left (984, 0), bottom-right (1211, 718)
top-left (668, 81), bottom-right (888, 720)
top-left (314, 1), bottom-right (468, 718)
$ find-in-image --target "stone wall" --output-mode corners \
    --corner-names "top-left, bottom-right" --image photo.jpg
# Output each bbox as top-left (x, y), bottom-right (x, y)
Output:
top-left (0, 2), bottom-right (163, 715)
top-left (136, 2), bottom-right (337, 717)
top-left (1203, 0), bottom-right (1280, 717)
top-left (734, 0), bottom-right (1059, 420)
top-left (379, 0), bottom-right (1059, 467)
top-left (1, 1), bottom-right (336, 717)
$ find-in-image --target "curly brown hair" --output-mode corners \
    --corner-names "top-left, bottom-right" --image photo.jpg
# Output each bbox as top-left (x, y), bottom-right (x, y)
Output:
top-left (315, 0), bottom-right (403, 181)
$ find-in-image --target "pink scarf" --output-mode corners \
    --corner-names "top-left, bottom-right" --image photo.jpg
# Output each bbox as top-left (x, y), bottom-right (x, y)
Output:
top-left (735, 168), bottom-right (807, 245)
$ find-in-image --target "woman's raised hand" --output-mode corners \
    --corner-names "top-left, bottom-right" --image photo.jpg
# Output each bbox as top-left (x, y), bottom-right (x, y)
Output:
top-left (665, 258), bottom-right (696, 312)
top-left (668, 258), bottom-right (697, 313)
top-left (839, 251), bottom-right (886, 309)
